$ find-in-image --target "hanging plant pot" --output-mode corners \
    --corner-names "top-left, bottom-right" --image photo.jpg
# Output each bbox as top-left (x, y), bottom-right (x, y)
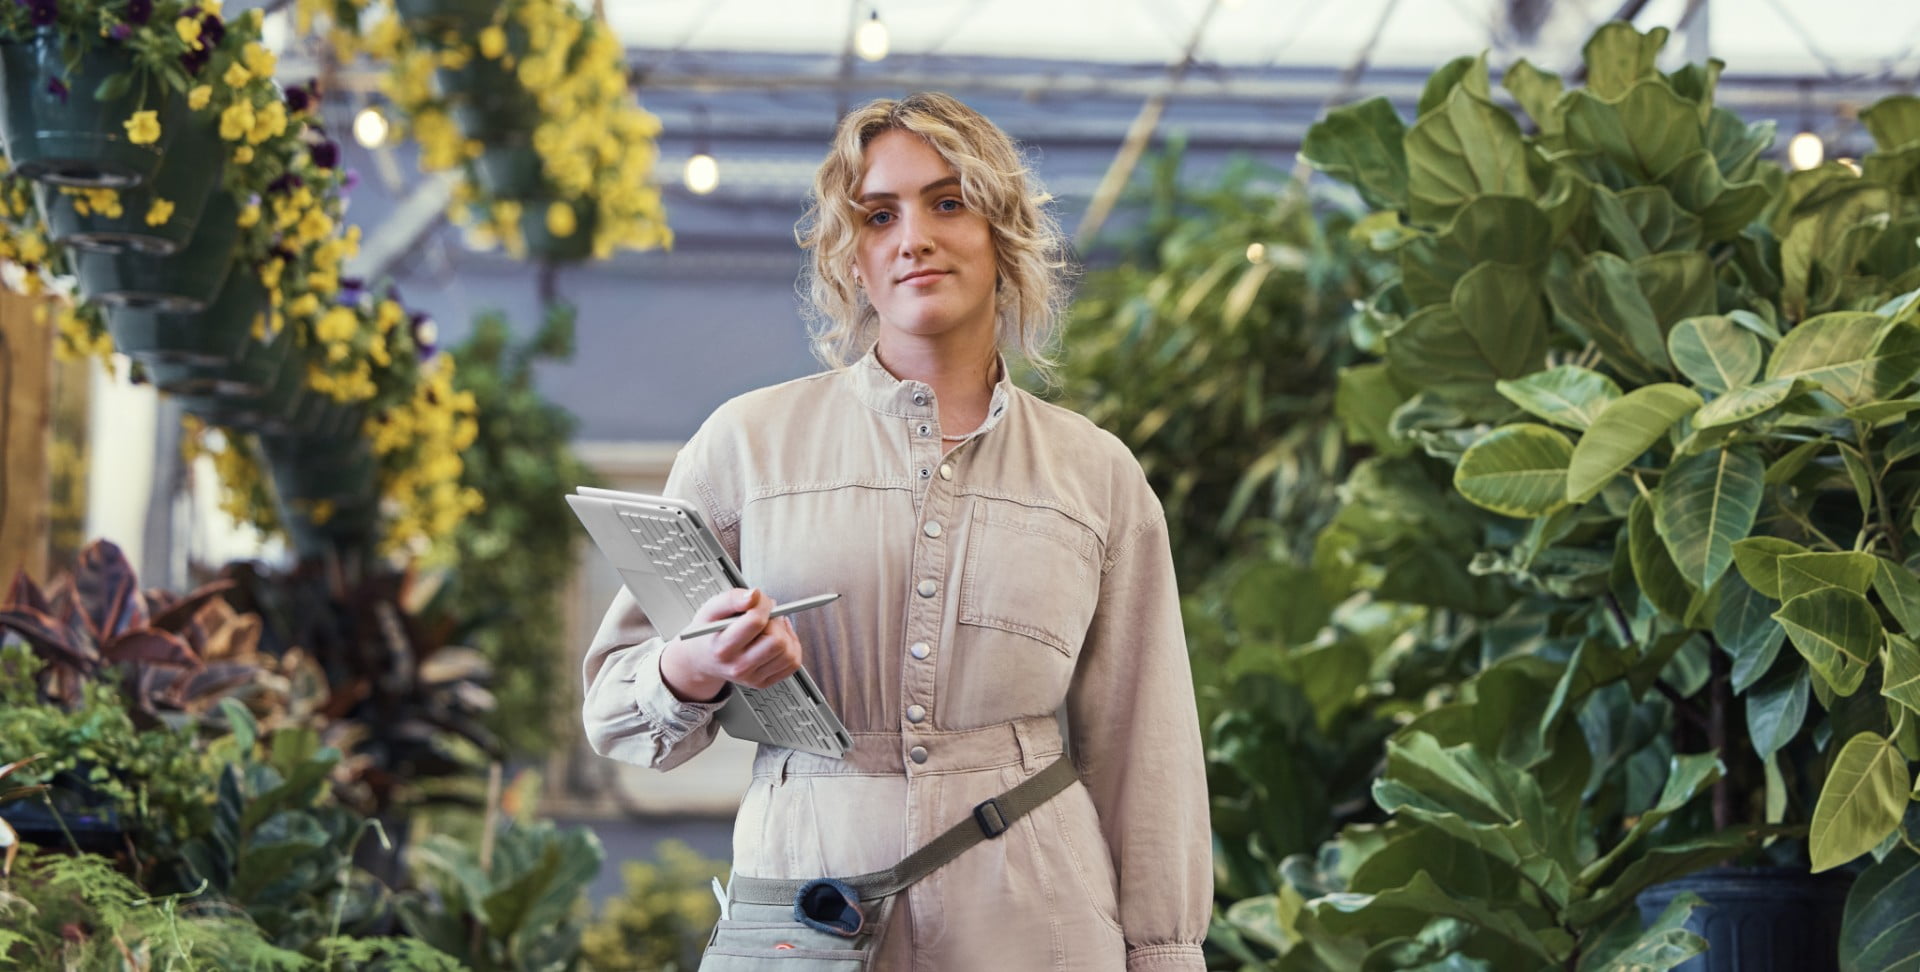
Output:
top-left (473, 141), bottom-right (542, 199)
top-left (392, 0), bottom-right (499, 35)
top-left (0, 30), bottom-right (180, 188)
top-left (35, 108), bottom-right (226, 255)
top-left (436, 58), bottom-right (539, 144)
top-left (522, 198), bottom-right (594, 262)
top-left (73, 192), bottom-right (241, 311)
top-left (260, 431), bottom-right (379, 558)
top-left (1636, 867), bottom-right (1854, 972)
top-left (163, 334), bottom-right (305, 434)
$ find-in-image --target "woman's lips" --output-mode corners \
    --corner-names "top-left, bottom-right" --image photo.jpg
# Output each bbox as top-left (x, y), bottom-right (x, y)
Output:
top-left (900, 271), bottom-right (947, 287)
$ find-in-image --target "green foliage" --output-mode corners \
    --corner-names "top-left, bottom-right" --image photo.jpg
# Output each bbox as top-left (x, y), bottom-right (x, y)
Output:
top-left (580, 840), bottom-right (729, 972)
top-left (1261, 19), bottom-right (1920, 968)
top-left (1050, 146), bottom-right (1383, 581)
top-left (444, 301), bottom-right (598, 755)
top-left (397, 815), bottom-right (604, 971)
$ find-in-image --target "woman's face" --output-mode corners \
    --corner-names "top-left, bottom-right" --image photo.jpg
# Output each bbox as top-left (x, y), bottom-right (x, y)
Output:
top-left (852, 130), bottom-right (999, 347)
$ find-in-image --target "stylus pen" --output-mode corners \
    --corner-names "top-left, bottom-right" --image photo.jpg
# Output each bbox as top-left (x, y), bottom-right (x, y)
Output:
top-left (673, 592), bottom-right (841, 641)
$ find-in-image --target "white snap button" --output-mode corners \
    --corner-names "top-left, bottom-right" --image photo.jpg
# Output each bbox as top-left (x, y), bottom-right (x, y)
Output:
top-left (923, 521), bottom-right (942, 538)
top-left (909, 642), bottom-right (930, 659)
top-left (909, 746), bottom-right (929, 764)
top-left (917, 580), bottom-right (937, 598)
top-left (913, 393), bottom-right (928, 406)
top-left (907, 704), bottom-right (926, 723)
top-left (939, 463), bottom-right (953, 480)
top-left (919, 467), bottom-right (931, 479)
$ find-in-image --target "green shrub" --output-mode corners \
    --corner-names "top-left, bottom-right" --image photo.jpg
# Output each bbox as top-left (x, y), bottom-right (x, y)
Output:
top-left (581, 840), bottom-right (728, 972)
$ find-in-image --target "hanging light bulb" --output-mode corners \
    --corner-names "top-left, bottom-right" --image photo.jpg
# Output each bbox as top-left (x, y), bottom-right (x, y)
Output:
top-left (855, 10), bottom-right (890, 62)
top-left (353, 105), bottom-right (390, 149)
top-left (684, 152), bottom-right (719, 195)
top-left (1788, 130), bottom-right (1824, 170)
top-left (1245, 242), bottom-right (1267, 264)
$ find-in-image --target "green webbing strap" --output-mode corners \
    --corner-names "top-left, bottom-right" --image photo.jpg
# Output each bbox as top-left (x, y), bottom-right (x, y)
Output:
top-left (726, 755), bottom-right (1077, 906)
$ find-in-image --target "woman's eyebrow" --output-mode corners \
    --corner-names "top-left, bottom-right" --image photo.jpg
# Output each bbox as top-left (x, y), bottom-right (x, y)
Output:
top-left (858, 176), bottom-right (961, 203)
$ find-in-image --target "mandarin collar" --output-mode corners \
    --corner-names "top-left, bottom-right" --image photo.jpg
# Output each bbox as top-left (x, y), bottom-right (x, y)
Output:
top-left (846, 346), bottom-right (1015, 439)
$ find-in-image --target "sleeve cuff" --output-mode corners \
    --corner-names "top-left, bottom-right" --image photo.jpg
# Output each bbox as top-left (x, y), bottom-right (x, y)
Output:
top-left (1125, 943), bottom-right (1206, 971)
top-left (630, 642), bottom-right (729, 744)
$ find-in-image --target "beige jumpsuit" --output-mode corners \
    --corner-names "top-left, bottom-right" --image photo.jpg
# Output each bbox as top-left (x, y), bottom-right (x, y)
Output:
top-left (583, 350), bottom-right (1211, 971)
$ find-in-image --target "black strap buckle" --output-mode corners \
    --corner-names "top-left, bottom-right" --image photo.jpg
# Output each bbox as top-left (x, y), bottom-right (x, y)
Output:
top-left (973, 797), bottom-right (1010, 838)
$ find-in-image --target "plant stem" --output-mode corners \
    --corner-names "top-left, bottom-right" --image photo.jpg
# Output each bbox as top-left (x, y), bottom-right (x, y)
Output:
top-left (1705, 633), bottom-right (1733, 832)
top-left (1862, 426), bottom-right (1905, 563)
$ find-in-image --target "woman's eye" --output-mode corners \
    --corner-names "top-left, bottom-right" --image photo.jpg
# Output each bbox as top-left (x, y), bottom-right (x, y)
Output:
top-left (867, 210), bottom-right (893, 226)
top-left (935, 198), bottom-right (962, 212)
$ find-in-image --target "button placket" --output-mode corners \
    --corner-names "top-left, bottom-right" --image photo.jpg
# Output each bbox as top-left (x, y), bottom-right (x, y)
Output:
top-left (901, 416), bottom-right (952, 772)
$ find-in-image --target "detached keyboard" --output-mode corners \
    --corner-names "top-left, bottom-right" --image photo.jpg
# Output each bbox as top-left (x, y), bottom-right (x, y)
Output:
top-left (619, 508), bottom-right (730, 614)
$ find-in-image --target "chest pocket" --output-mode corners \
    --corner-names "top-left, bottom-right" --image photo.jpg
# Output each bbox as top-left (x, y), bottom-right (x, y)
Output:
top-left (959, 499), bottom-right (1099, 657)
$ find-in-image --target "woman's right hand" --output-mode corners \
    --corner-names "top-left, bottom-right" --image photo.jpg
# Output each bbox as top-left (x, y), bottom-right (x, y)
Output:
top-left (659, 587), bottom-right (804, 703)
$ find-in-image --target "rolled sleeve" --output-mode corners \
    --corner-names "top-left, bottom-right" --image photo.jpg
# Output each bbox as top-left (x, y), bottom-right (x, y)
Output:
top-left (1067, 508), bottom-right (1211, 967)
top-left (581, 586), bottom-right (729, 771)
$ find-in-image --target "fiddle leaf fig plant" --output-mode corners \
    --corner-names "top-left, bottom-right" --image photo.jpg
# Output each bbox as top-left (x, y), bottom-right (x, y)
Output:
top-left (1253, 18), bottom-right (1920, 970)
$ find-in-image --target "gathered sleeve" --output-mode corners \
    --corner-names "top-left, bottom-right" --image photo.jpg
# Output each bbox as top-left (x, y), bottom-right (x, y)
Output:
top-left (1066, 497), bottom-right (1212, 972)
top-left (580, 419), bottom-right (743, 772)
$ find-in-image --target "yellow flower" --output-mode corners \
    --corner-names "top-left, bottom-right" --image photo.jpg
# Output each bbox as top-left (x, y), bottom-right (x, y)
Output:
top-left (546, 201), bottom-right (576, 238)
top-left (233, 145), bottom-right (254, 165)
top-left (242, 42), bottom-right (277, 78)
top-left (176, 16), bottom-right (203, 50)
top-left (287, 293), bottom-right (321, 319)
top-left (188, 85), bottom-right (213, 111)
top-left (220, 102), bottom-right (255, 141)
top-left (123, 111), bottom-right (161, 145)
top-left (297, 207), bottom-right (333, 243)
top-left (259, 258), bottom-right (284, 289)
top-left (316, 306), bottom-right (358, 343)
top-left (223, 63), bottom-right (252, 89)
top-left (237, 203), bottom-right (261, 228)
top-left (145, 198), bottom-right (174, 227)
top-left (479, 26), bottom-right (506, 58)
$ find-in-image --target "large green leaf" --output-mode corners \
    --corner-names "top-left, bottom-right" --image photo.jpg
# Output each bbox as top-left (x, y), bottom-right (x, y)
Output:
top-left (1885, 634), bottom-right (1920, 719)
top-left (1567, 384), bottom-right (1702, 503)
top-left (1730, 536), bottom-right (1810, 598)
top-left (1778, 551), bottom-right (1880, 599)
top-left (1635, 252), bottom-right (1719, 331)
top-left (1454, 424), bottom-right (1574, 517)
top-left (1337, 363), bottom-right (1412, 455)
top-left (1839, 846), bottom-right (1920, 972)
top-left (1768, 313), bottom-right (1920, 407)
top-left (1775, 587), bottom-right (1882, 697)
top-left (1615, 185), bottom-right (1704, 253)
top-left (1780, 182), bottom-right (1895, 318)
top-left (1668, 316), bottom-right (1762, 393)
top-left (1401, 196), bottom-right (1556, 306)
top-left (1694, 377), bottom-right (1800, 428)
top-left (1571, 834), bottom-right (1749, 932)
top-left (1811, 731), bottom-right (1911, 872)
top-left (1495, 366), bottom-right (1621, 431)
top-left (1629, 493), bottom-right (1698, 628)
top-left (1861, 95), bottom-right (1920, 152)
top-left (1590, 891), bottom-right (1707, 972)
top-left (1562, 81), bottom-right (1705, 184)
top-left (1746, 667), bottom-right (1810, 762)
top-left (1301, 96), bottom-right (1410, 211)
top-left (1405, 85), bottom-right (1533, 226)
top-left (1716, 570), bottom-right (1787, 691)
top-left (1654, 446), bottom-right (1764, 589)
top-left (1545, 252), bottom-right (1672, 383)
top-left (1575, 753), bottom-right (1722, 892)
top-left (1418, 53), bottom-right (1491, 117)
top-left (1663, 151), bottom-right (1776, 241)
top-left (1581, 22), bottom-right (1670, 100)
top-left (1452, 262), bottom-right (1549, 379)
top-left (1386, 305), bottom-right (1505, 394)
top-left (1503, 59), bottom-right (1564, 135)
top-left (1884, 560), bottom-right (1920, 639)
top-left (1310, 870), bottom-right (1565, 966)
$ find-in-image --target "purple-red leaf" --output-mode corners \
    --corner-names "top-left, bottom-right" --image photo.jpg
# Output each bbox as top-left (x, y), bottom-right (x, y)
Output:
top-left (73, 540), bottom-right (146, 641)
top-left (5, 570), bottom-right (49, 615)
top-left (0, 607), bottom-right (97, 666)
top-left (101, 630), bottom-right (199, 668)
top-left (146, 579), bottom-right (235, 635)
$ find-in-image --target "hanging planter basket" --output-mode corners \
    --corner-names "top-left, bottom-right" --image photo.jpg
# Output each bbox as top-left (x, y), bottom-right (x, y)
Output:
top-left (259, 431), bottom-right (379, 558)
top-left (436, 58), bottom-right (539, 144)
top-left (35, 108), bottom-right (226, 255)
top-left (522, 198), bottom-right (594, 263)
top-left (0, 29), bottom-right (181, 188)
top-left (73, 191), bottom-right (240, 312)
top-left (473, 141), bottom-right (542, 199)
top-left (391, 0), bottom-right (499, 36)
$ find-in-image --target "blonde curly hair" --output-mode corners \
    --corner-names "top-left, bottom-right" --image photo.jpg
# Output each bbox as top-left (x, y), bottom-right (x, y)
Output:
top-left (795, 92), bottom-right (1072, 381)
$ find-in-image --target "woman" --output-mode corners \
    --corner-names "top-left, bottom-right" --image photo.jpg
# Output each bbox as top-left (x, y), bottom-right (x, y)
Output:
top-left (583, 92), bottom-right (1209, 971)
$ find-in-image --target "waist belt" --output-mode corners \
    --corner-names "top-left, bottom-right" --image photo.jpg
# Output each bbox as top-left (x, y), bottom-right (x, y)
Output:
top-left (726, 754), bottom-right (1077, 907)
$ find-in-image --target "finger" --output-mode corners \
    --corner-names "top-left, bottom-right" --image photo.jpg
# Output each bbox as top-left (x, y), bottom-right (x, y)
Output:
top-left (733, 631), bottom-right (799, 686)
top-left (710, 612), bottom-right (771, 664)
top-left (693, 587), bottom-right (756, 624)
top-left (742, 648), bottom-right (802, 689)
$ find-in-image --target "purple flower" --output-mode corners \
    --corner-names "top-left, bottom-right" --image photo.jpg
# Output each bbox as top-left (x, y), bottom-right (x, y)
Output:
top-left (45, 76), bottom-right (68, 104)
top-left (310, 140), bottom-right (339, 170)
top-left (285, 81), bottom-right (320, 115)
top-left (179, 48), bottom-right (209, 75)
top-left (124, 0), bottom-right (152, 25)
top-left (109, 22), bottom-right (131, 39)
top-left (27, 0), bottom-right (56, 26)
top-left (196, 11), bottom-right (223, 46)
top-left (266, 172), bottom-right (303, 195)
top-left (410, 313), bottom-right (437, 359)
top-left (342, 168), bottom-right (360, 191)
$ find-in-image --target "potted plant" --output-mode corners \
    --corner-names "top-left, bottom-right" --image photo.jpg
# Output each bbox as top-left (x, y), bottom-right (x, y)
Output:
top-left (1262, 20), bottom-right (1920, 970)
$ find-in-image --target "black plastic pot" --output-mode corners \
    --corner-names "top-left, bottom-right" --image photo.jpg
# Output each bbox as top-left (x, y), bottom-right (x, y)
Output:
top-left (35, 104), bottom-right (224, 254)
top-left (1636, 866), bottom-right (1854, 971)
top-left (74, 191), bottom-right (240, 311)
